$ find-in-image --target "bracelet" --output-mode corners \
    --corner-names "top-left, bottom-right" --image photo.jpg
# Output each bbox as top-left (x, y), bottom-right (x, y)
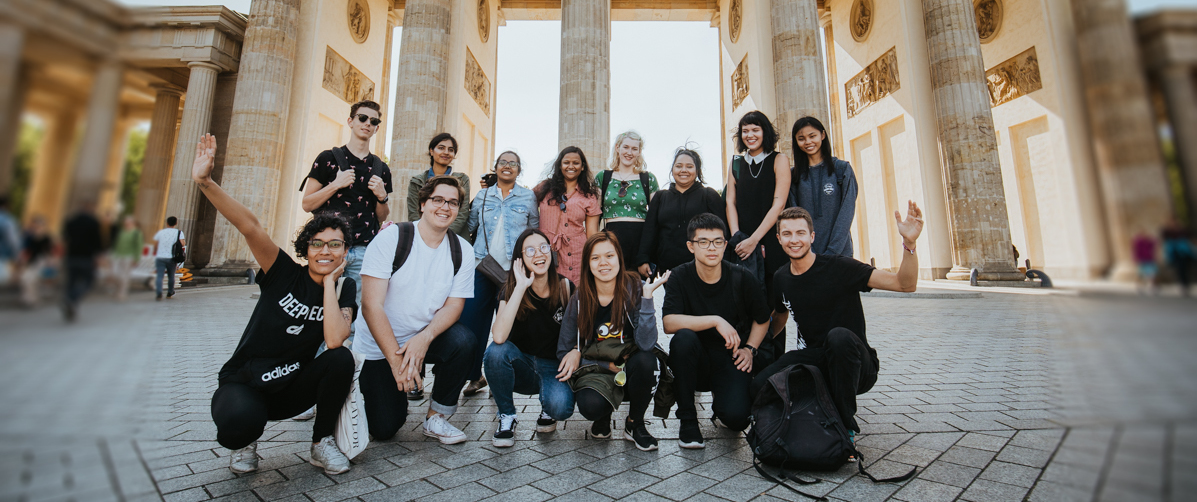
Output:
top-left (902, 241), bottom-right (916, 255)
top-left (379, 196), bottom-right (390, 203)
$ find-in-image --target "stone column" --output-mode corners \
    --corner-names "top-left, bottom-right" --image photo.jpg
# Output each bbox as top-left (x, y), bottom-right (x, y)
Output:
top-left (820, 13), bottom-right (844, 160)
top-left (376, 19), bottom-right (395, 158)
top-left (190, 72), bottom-right (238, 269)
top-left (68, 60), bottom-right (124, 210)
top-left (0, 24), bottom-right (26, 194)
top-left (1071, 0), bottom-right (1172, 280)
top-left (165, 62), bottom-right (221, 254)
top-left (97, 118), bottom-right (134, 216)
top-left (134, 87), bottom-right (182, 240)
top-left (388, 0), bottom-right (453, 221)
top-left (922, 0), bottom-right (1022, 281)
top-left (558, 0), bottom-right (610, 168)
top-left (771, 0), bottom-right (829, 162)
top-left (1159, 65), bottom-right (1197, 229)
top-left (23, 108), bottom-right (78, 229)
top-left (208, 0), bottom-right (301, 270)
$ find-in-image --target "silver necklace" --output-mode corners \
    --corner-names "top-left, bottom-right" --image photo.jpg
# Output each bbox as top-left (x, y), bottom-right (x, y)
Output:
top-left (748, 154), bottom-right (766, 179)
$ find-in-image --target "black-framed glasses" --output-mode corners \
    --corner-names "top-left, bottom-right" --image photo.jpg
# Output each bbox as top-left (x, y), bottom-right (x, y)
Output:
top-left (427, 196), bottom-right (460, 209)
top-left (559, 193), bottom-right (569, 212)
top-left (617, 180), bottom-right (630, 197)
top-left (309, 239), bottom-right (346, 251)
top-left (497, 160), bottom-right (521, 168)
top-left (690, 238), bottom-right (727, 249)
top-left (355, 114), bottom-right (381, 126)
top-left (523, 243), bottom-right (552, 256)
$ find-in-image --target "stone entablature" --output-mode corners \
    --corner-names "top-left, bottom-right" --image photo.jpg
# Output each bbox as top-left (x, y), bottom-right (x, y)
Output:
top-left (122, 6), bottom-right (247, 72)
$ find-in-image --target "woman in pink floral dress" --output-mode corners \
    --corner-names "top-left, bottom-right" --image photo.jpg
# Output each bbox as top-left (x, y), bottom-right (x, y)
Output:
top-left (535, 146), bottom-right (602, 284)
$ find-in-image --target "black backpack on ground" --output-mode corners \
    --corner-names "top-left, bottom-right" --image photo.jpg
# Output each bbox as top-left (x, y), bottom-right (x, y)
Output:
top-left (390, 222), bottom-right (461, 276)
top-left (748, 364), bottom-right (916, 501)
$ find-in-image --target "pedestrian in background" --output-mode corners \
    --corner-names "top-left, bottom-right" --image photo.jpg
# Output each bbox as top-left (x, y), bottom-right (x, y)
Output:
top-left (19, 215), bottom-right (54, 307)
top-left (112, 215), bottom-right (143, 301)
top-left (1162, 218), bottom-right (1194, 297)
top-left (1133, 231), bottom-right (1158, 295)
top-left (153, 216), bottom-right (185, 301)
top-left (62, 201), bottom-right (103, 321)
top-left (0, 196), bottom-right (19, 286)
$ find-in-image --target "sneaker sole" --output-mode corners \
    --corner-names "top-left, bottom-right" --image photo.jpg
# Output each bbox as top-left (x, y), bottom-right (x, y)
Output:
top-left (293, 415), bottom-right (314, 421)
top-left (678, 439), bottom-right (706, 449)
top-left (310, 459), bottom-right (350, 475)
top-left (492, 437), bottom-right (515, 447)
top-left (229, 464), bottom-right (257, 474)
top-left (535, 423), bottom-right (557, 433)
top-left (424, 429), bottom-right (468, 444)
top-left (623, 430), bottom-right (659, 451)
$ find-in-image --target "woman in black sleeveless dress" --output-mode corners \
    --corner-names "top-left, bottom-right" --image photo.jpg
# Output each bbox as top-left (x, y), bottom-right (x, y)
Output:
top-left (725, 111), bottom-right (791, 298)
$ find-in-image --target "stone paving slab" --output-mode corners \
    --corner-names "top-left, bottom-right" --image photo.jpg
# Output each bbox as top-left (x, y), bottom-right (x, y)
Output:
top-left (1, 285), bottom-right (1195, 501)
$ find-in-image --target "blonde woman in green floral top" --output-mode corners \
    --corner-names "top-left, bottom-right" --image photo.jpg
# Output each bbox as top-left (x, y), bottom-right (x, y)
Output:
top-left (594, 131), bottom-right (659, 276)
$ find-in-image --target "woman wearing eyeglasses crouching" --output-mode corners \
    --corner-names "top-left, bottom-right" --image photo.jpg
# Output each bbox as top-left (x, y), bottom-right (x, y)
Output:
top-left (192, 134), bottom-right (357, 476)
top-left (535, 146), bottom-right (602, 284)
top-left (482, 229), bottom-right (575, 446)
top-left (557, 232), bottom-right (669, 451)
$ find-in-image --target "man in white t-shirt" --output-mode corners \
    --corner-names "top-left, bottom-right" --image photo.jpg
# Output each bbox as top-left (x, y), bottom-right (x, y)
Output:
top-left (355, 175), bottom-right (476, 444)
top-left (153, 216), bottom-right (185, 300)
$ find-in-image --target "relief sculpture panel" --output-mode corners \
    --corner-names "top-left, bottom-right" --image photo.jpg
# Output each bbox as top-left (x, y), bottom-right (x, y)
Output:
top-left (845, 47), bottom-right (899, 119)
top-left (731, 55), bottom-right (749, 110)
top-left (323, 46), bottom-right (375, 104)
top-left (348, 0), bottom-right (370, 43)
top-left (465, 48), bottom-right (492, 116)
top-left (986, 47), bottom-right (1042, 107)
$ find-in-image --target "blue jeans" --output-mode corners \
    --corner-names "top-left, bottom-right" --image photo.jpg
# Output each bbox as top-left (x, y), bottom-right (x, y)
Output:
top-left (460, 269), bottom-right (501, 381)
top-left (342, 245), bottom-right (367, 345)
top-left (154, 258), bottom-right (175, 296)
top-left (483, 341), bottom-right (575, 419)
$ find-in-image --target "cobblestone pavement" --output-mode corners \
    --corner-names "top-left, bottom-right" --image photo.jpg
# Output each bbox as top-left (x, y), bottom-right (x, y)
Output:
top-left (1, 284), bottom-right (1194, 502)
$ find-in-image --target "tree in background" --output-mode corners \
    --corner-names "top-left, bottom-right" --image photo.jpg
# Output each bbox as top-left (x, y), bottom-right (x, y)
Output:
top-left (9, 120), bottom-right (43, 220)
top-left (120, 128), bottom-right (147, 217)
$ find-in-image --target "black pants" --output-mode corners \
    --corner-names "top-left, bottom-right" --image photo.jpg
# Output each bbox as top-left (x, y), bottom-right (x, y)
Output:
top-left (750, 328), bottom-right (878, 433)
top-left (358, 323), bottom-right (476, 440)
top-left (211, 347), bottom-right (355, 450)
top-left (667, 329), bottom-right (753, 431)
top-left (64, 257), bottom-right (96, 306)
top-left (575, 350), bottom-right (656, 423)
top-left (605, 221), bottom-right (644, 272)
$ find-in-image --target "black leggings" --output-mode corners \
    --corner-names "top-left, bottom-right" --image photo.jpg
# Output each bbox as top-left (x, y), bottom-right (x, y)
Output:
top-left (605, 221), bottom-right (644, 272)
top-left (750, 328), bottom-right (878, 433)
top-left (667, 329), bottom-right (753, 431)
top-left (211, 347), bottom-right (355, 450)
top-left (575, 351), bottom-right (656, 423)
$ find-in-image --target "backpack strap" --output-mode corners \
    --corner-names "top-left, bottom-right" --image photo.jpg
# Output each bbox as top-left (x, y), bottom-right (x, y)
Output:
top-left (639, 172), bottom-right (652, 201)
top-left (600, 170), bottom-right (614, 201)
top-left (331, 146), bottom-right (351, 172)
top-left (751, 450), bottom-right (826, 501)
top-left (392, 221), bottom-right (462, 276)
top-left (335, 276), bottom-right (346, 298)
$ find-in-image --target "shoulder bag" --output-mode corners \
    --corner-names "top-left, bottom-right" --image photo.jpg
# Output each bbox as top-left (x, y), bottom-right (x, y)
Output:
top-left (475, 187), bottom-right (508, 286)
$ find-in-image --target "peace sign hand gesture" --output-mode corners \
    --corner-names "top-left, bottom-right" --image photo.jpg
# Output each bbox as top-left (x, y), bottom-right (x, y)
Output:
top-left (894, 200), bottom-right (924, 248)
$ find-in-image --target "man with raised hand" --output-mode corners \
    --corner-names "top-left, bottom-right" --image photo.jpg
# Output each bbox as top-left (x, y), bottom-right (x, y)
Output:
top-left (354, 175), bottom-right (476, 444)
top-left (752, 202), bottom-right (923, 441)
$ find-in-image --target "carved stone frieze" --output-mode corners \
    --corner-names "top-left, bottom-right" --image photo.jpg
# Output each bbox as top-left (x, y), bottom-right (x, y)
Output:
top-left (729, 0), bottom-right (742, 43)
top-left (731, 55), bottom-right (749, 109)
top-left (348, 0), bottom-right (370, 43)
top-left (845, 47), bottom-right (899, 118)
top-left (850, 0), bottom-right (873, 42)
top-left (986, 46), bottom-right (1042, 107)
top-left (465, 48), bottom-right (491, 116)
top-left (323, 46), bottom-right (375, 103)
top-left (975, 0), bottom-right (1002, 43)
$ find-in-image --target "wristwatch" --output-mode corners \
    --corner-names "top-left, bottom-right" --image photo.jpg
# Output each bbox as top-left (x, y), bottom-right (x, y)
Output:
top-left (745, 345), bottom-right (758, 357)
top-left (379, 195), bottom-right (390, 203)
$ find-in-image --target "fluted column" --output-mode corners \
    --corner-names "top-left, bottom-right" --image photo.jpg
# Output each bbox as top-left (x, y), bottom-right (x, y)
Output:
top-left (68, 60), bottom-right (124, 210)
top-left (771, 0), bottom-right (829, 162)
top-left (134, 87), bottom-right (182, 240)
top-left (1071, 0), bottom-right (1172, 280)
top-left (24, 108), bottom-right (78, 229)
top-left (558, 0), bottom-right (610, 168)
top-left (165, 62), bottom-right (221, 254)
top-left (376, 18), bottom-right (395, 158)
top-left (922, 0), bottom-right (1022, 281)
top-left (0, 23), bottom-right (26, 194)
top-left (388, 0), bottom-right (452, 221)
top-left (97, 118), bottom-right (134, 216)
top-left (209, 0), bottom-right (300, 270)
top-left (1160, 65), bottom-right (1197, 231)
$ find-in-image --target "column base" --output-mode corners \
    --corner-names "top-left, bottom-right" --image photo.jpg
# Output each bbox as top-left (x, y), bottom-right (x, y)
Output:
top-left (944, 265), bottom-right (1027, 282)
top-left (1106, 260), bottom-right (1139, 283)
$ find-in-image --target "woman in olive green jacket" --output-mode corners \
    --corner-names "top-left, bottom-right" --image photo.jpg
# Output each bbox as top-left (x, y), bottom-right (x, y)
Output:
top-left (406, 132), bottom-right (472, 238)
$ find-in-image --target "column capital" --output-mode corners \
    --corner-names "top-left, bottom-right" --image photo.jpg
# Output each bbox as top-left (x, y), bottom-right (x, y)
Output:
top-left (186, 61), bottom-right (225, 73)
top-left (149, 84), bottom-right (184, 97)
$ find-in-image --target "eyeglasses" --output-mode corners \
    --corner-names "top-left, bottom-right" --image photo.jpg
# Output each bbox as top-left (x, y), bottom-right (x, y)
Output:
top-left (497, 160), bottom-right (521, 168)
top-left (309, 239), bottom-right (346, 251)
top-left (427, 196), bottom-right (460, 209)
top-left (690, 238), bottom-right (728, 249)
top-left (523, 243), bottom-right (552, 256)
top-left (559, 193), bottom-right (569, 212)
top-left (617, 180), bottom-right (630, 197)
top-left (355, 114), bottom-right (381, 126)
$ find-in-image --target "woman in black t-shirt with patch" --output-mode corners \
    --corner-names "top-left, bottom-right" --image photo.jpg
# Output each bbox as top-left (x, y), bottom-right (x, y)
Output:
top-left (483, 229), bottom-right (576, 447)
top-left (191, 134), bottom-right (358, 476)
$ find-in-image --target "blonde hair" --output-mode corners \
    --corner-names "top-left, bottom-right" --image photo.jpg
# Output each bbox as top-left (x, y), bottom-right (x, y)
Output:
top-left (608, 131), bottom-right (647, 173)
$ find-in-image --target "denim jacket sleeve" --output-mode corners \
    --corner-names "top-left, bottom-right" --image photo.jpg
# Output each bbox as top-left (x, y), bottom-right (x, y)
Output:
top-left (467, 187), bottom-right (485, 242)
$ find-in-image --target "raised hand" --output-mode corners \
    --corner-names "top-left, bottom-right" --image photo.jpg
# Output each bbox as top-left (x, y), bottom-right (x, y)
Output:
top-left (191, 133), bottom-right (217, 182)
top-left (512, 258), bottom-right (533, 291)
top-left (643, 269), bottom-right (671, 298)
top-left (894, 200), bottom-right (924, 247)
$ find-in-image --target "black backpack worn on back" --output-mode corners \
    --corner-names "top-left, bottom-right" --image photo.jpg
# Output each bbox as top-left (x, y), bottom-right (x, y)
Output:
top-left (390, 222), bottom-right (461, 276)
top-left (171, 230), bottom-right (185, 265)
top-left (748, 364), bottom-right (915, 501)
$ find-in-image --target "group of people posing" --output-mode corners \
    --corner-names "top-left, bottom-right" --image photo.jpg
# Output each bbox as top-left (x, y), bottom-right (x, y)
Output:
top-left (199, 99), bottom-right (926, 476)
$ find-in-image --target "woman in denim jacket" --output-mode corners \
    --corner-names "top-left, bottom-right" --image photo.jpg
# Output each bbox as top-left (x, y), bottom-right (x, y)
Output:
top-left (460, 151), bottom-right (541, 395)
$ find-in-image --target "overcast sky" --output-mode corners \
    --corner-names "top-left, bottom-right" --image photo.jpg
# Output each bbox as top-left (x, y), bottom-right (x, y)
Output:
top-left (118, 0), bottom-right (1195, 186)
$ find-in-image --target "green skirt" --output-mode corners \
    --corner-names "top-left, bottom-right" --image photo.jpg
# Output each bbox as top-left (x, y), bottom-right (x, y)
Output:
top-left (569, 365), bottom-right (623, 410)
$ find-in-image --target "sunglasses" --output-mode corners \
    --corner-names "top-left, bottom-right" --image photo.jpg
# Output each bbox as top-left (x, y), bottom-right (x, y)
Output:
top-left (559, 193), bottom-right (569, 212)
top-left (309, 239), bottom-right (346, 251)
top-left (354, 114), bottom-right (381, 126)
top-left (618, 180), bottom-right (630, 197)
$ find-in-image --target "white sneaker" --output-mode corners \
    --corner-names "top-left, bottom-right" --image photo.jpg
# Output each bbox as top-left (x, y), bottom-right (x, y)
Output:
top-left (293, 406), bottom-right (315, 421)
top-left (310, 436), bottom-right (351, 474)
top-left (423, 413), bottom-right (468, 444)
top-left (229, 442), bottom-right (258, 473)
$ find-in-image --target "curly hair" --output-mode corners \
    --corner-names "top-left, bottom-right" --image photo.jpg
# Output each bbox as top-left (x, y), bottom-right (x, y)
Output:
top-left (534, 146), bottom-right (598, 205)
top-left (293, 212), bottom-right (354, 259)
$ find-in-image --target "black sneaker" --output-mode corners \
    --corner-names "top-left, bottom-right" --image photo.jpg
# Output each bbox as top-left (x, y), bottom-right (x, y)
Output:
top-left (590, 419), bottom-right (612, 439)
top-left (492, 414), bottom-right (517, 447)
top-left (678, 419), bottom-right (705, 449)
top-left (624, 418), bottom-right (658, 451)
top-left (167, 292), bottom-right (175, 299)
top-left (535, 411), bottom-right (557, 433)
